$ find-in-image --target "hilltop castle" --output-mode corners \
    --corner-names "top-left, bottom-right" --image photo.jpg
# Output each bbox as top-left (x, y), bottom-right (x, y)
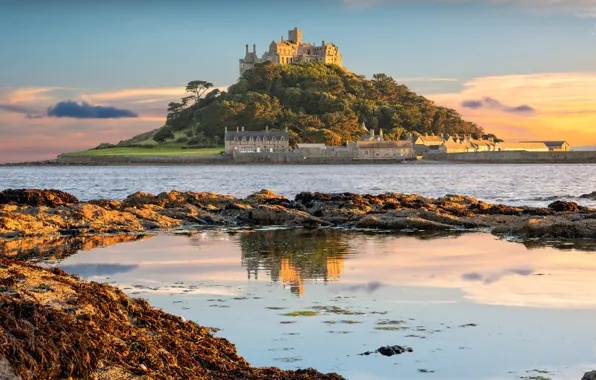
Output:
top-left (239, 27), bottom-right (343, 75)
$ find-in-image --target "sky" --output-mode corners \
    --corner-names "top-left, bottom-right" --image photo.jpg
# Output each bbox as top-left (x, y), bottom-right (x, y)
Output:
top-left (0, 0), bottom-right (595, 163)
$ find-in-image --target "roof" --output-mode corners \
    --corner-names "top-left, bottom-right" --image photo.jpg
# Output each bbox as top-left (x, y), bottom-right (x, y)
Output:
top-left (471, 139), bottom-right (495, 147)
top-left (523, 141), bottom-right (569, 148)
top-left (297, 143), bottom-right (327, 149)
top-left (225, 130), bottom-right (288, 142)
top-left (498, 142), bottom-right (548, 150)
top-left (417, 135), bottom-right (445, 142)
top-left (442, 141), bottom-right (474, 150)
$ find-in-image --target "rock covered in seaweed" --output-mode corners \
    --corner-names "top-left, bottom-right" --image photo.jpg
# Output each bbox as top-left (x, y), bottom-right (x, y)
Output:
top-left (0, 189), bottom-right (79, 207)
top-left (0, 258), bottom-right (344, 380)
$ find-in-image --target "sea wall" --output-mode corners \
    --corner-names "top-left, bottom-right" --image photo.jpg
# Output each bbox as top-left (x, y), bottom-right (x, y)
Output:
top-left (231, 151), bottom-right (412, 164)
top-left (56, 154), bottom-right (231, 165)
top-left (425, 151), bottom-right (596, 163)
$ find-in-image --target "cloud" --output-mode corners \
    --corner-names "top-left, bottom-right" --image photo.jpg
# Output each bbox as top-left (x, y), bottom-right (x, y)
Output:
top-left (47, 100), bottom-right (138, 119)
top-left (461, 96), bottom-right (536, 114)
top-left (340, 0), bottom-right (596, 17)
top-left (0, 102), bottom-right (36, 114)
top-left (430, 72), bottom-right (596, 143)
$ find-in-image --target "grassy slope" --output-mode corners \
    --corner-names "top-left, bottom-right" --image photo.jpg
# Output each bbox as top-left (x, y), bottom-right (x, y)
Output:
top-left (62, 147), bottom-right (223, 157)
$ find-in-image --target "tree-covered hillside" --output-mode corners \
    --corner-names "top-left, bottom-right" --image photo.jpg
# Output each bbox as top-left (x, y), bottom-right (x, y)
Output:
top-left (150, 62), bottom-right (485, 147)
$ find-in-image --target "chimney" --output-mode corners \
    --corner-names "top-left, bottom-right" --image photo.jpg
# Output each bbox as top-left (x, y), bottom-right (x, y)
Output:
top-left (322, 40), bottom-right (326, 46)
top-left (242, 126), bottom-right (245, 132)
top-left (225, 126), bottom-right (228, 135)
top-left (370, 129), bottom-right (375, 138)
top-left (245, 44), bottom-right (249, 54)
top-left (285, 126), bottom-right (288, 132)
top-left (380, 129), bottom-right (384, 139)
top-left (281, 36), bottom-right (284, 42)
top-left (253, 44), bottom-right (256, 54)
top-left (266, 125), bottom-right (269, 133)
top-left (236, 126), bottom-right (239, 132)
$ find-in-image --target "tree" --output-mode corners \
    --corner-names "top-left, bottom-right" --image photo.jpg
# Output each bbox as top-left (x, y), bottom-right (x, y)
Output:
top-left (153, 126), bottom-right (175, 143)
top-left (185, 80), bottom-right (214, 110)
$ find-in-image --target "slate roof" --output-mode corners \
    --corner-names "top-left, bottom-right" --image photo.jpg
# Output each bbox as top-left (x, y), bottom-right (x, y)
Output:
top-left (524, 141), bottom-right (568, 148)
top-left (225, 130), bottom-right (288, 142)
top-left (297, 144), bottom-right (327, 149)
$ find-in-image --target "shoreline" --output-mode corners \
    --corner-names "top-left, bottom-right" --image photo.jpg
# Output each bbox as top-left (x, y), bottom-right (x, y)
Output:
top-left (2, 188), bottom-right (596, 240)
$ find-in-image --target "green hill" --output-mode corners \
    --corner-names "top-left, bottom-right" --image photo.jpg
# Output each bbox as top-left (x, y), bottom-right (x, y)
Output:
top-left (118, 62), bottom-right (487, 148)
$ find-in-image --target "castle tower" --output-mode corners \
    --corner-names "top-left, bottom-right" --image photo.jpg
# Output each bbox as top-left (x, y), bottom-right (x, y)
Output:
top-left (288, 27), bottom-right (302, 43)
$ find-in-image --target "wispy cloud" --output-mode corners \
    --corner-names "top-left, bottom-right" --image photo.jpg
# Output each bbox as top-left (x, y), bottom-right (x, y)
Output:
top-left (461, 96), bottom-right (536, 114)
top-left (340, 0), bottom-right (596, 17)
top-left (430, 72), bottom-right (596, 143)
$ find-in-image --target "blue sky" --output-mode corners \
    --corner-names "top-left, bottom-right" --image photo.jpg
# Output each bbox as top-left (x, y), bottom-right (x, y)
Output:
top-left (1, 0), bottom-right (595, 162)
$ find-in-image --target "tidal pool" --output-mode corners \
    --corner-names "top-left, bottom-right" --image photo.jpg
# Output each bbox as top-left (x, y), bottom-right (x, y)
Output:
top-left (36, 229), bottom-right (596, 380)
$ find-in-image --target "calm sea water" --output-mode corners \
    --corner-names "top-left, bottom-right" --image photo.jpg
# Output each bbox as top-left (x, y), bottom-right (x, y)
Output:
top-left (36, 229), bottom-right (596, 380)
top-left (1, 164), bottom-right (596, 206)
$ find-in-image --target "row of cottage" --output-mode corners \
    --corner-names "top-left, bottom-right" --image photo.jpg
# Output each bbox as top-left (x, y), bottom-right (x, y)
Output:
top-left (224, 127), bottom-right (571, 159)
top-left (412, 133), bottom-right (571, 154)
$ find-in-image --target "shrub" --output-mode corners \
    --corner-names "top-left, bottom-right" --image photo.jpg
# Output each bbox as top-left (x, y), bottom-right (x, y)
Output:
top-left (176, 137), bottom-right (188, 143)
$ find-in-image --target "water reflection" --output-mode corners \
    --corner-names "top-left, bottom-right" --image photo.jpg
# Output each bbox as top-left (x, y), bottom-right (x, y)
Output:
top-left (0, 234), bottom-right (153, 262)
top-left (240, 230), bottom-right (350, 296)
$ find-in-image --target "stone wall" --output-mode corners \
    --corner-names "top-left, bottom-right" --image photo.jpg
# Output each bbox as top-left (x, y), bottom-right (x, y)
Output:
top-left (57, 155), bottom-right (231, 165)
top-left (231, 151), bottom-right (413, 164)
top-left (425, 151), bottom-right (596, 163)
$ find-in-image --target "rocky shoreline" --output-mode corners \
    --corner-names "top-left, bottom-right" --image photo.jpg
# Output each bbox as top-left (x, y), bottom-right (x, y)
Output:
top-left (1, 189), bottom-right (596, 240)
top-left (0, 257), bottom-right (343, 380)
top-left (2, 189), bottom-right (596, 379)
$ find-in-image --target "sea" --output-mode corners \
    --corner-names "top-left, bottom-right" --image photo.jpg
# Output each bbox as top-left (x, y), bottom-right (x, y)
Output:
top-left (1, 164), bottom-right (596, 206)
top-left (1, 164), bottom-right (596, 380)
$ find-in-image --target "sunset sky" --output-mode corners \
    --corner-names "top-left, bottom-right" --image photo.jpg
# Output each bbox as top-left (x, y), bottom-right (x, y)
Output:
top-left (1, 0), bottom-right (595, 163)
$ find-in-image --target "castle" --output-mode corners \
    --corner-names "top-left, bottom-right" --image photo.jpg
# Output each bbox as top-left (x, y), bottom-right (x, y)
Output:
top-left (239, 27), bottom-right (343, 75)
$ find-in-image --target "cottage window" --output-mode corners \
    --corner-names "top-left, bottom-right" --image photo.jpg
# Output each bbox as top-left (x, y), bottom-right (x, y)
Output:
top-left (263, 137), bottom-right (268, 142)
top-left (271, 137), bottom-right (276, 142)
top-left (280, 137), bottom-right (285, 141)
top-left (249, 137), bottom-right (254, 142)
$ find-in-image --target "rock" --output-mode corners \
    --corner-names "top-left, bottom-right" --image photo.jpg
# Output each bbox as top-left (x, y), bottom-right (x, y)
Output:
top-left (355, 213), bottom-right (453, 231)
top-left (548, 200), bottom-right (580, 212)
top-left (360, 345), bottom-right (413, 357)
top-left (0, 189), bottom-right (79, 207)
top-left (88, 199), bottom-right (121, 210)
top-left (245, 189), bottom-right (289, 205)
top-left (579, 191), bottom-right (596, 199)
top-left (582, 371), bottom-right (596, 380)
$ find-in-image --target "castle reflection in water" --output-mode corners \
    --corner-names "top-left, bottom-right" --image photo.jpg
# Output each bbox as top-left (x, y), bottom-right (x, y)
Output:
top-left (240, 229), bottom-right (349, 296)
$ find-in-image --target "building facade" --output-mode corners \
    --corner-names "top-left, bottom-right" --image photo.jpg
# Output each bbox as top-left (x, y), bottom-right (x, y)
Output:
top-left (524, 141), bottom-right (571, 152)
top-left (224, 127), bottom-right (289, 154)
top-left (496, 142), bottom-right (549, 152)
top-left (240, 27), bottom-right (343, 75)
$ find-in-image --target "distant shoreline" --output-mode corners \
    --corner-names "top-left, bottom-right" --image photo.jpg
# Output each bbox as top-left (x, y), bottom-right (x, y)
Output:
top-left (3, 150), bottom-right (596, 166)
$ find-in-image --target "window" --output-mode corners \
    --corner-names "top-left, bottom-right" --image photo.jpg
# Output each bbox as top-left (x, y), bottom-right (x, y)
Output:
top-left (263, 137), bottom-right (268, 142)
top-left (280, 137), bottom-right (285, 141)
top-left (271, 137), bottom-right (276, 142)
top-left (249, 137), bottom-right (254, 142)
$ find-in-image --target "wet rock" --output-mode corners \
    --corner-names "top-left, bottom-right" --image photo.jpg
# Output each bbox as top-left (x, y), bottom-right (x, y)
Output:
top-left (360, 345), bottom-right (413, 357)
top-left (245, 189), bottom-right (289, 206)
top-left (0, 189), bottom-right (78, 207)
top-left (355, 213), bottom-right (453, 231)
top-left (579, 191), bottom-right (596, 199)
top-left (88, 199), bottom-right (121, 210)
top-left (548, 200), bottom-right (580, 212)
top-left (582, 371), bottom-right (596, 380)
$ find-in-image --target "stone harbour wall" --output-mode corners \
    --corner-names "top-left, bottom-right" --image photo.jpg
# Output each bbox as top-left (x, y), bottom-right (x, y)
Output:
top-left (425, 151), bottom-right (596, 163)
